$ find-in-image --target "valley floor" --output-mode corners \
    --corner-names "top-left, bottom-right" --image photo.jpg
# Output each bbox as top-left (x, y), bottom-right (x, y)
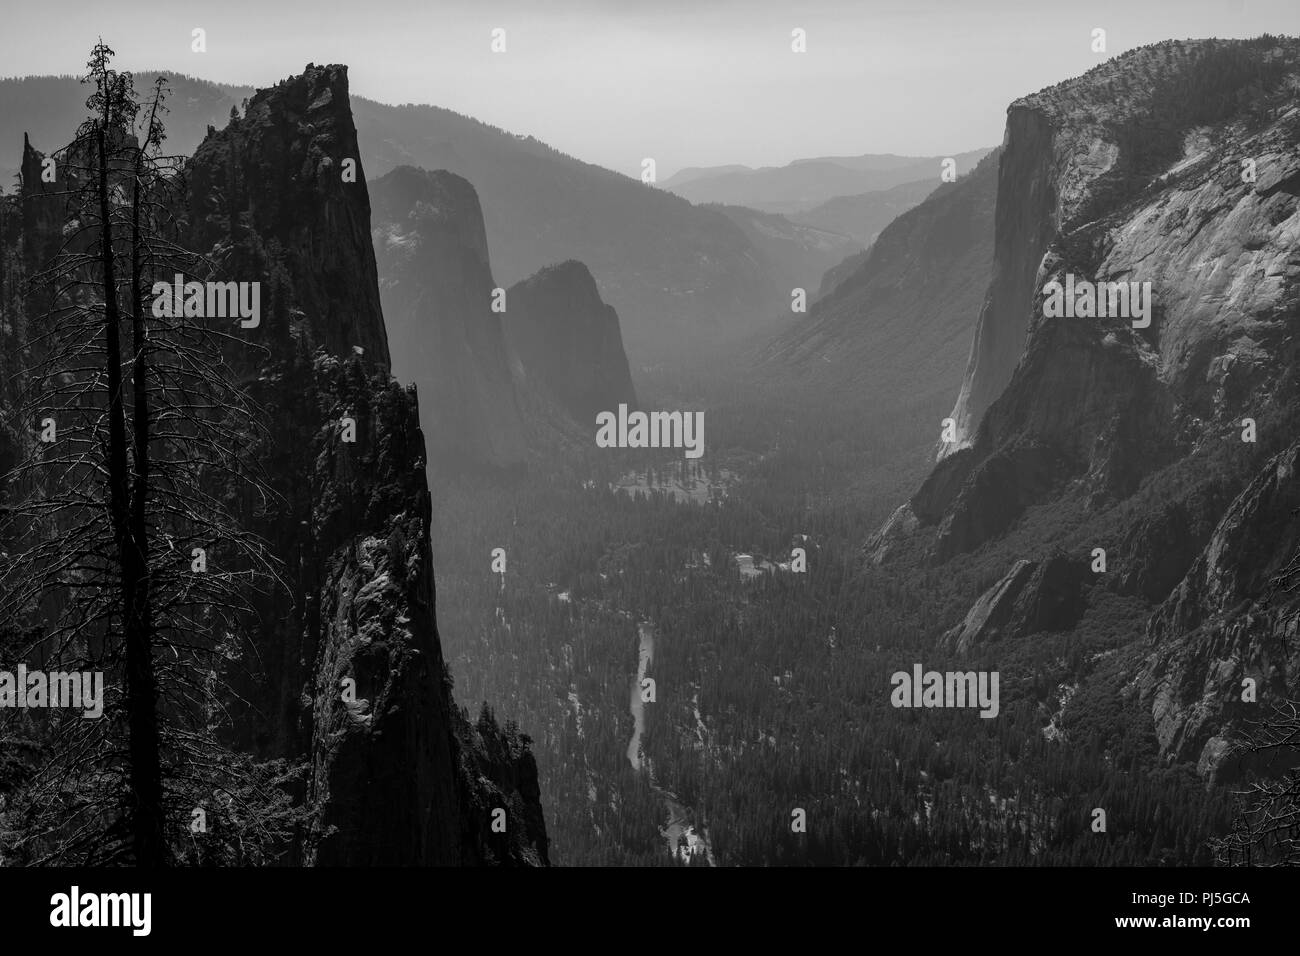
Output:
top-left (430, 366), bottom-right (1231, 866)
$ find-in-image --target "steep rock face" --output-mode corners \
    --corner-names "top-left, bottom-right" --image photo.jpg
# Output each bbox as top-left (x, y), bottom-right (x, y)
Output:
top-left (2, 133), bottom-right (123, 549)
top-left (18, 135), bottom-right (64, 284)
top-left (907, 39), bottom-right (1300, 562)
top-left (943, 554), bottom-right (1090, 653)
top-left (370, 165), bottom-right (527, 469)
top-left (184, 64), bottom-right (389, 364)
top-left (890, 39), bottom-right (1300, 778)
top-left (8, 135), bottom-right (75, 408)
top-left (865, 502), bottom-right (920, 565)
top-left (1140, 442), bottom-right (1300, 782)
top-left (930, 442), bottom-right (1068, 563)
top-left (0, 195), bottom-right (17, 490)
top-left (182, 66), bottom-right (547, 864)
top-left (1014, 554), bottom-right (1092, 635)
top-left (453, 707), bottom-right (550, 866)
top-left (503, 259), bottom-right (637, 427)
top-left (909, 448), bottom-right (976, 524)
top-left (944, 40), bottom-right (1300, 452)
top-left (944, 111), bottom-right (1058, 453)
top-left (304, 359), bottom-right (460, 865)
top-left (1112, 487), bottom-right (1236, 603)
top-left (943, 559), bottom-right (1037, 653)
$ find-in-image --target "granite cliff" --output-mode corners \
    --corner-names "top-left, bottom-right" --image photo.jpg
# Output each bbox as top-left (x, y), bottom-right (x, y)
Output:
top-left (2, 64), bottom-right (550, 864)
top-left (371, 167), bottom-right (640, 467)
top-left (183, 65), bottom-right (550, 863)
top-left (877, 38), bottom-right (1300, 780)
top-left (503, 259), bottom-right (637, 427)
top-left (370, 165), bottom-right (528, 470)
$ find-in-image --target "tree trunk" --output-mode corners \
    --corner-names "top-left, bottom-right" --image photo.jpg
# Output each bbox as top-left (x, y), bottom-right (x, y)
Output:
top-left (97, 116), bottom-right (165, 866)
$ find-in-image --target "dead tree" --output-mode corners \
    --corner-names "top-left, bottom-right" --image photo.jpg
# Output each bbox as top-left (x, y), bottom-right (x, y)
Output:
top-left (1212, 534), bottom-right (1300, 867)
top-left (0, 42), bottom-right (295, 866)
top-left (1213, 700), bottom-right (1300, 866)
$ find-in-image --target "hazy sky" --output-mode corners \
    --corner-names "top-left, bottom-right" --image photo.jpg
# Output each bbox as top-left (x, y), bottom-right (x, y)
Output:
top-left (2, 0), bottom-right (1297, 178)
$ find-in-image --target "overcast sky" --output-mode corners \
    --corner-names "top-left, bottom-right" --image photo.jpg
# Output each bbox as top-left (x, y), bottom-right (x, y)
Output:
top-left (2, 0), bottom-right (1297, 178)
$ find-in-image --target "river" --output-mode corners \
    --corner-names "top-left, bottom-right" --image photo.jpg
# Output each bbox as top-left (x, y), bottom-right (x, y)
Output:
top-left (626, 622), bottom-right (655, 769)
top-left (626, 620), bottom-right (716, 865)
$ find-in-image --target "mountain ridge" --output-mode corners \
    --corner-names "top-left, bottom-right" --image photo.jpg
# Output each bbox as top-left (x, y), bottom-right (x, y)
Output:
top-left (875, 36), bottom-right (1300, 782)
top-left (663, 148), bottom-right (993, 213)
top-left (0, 71), bottom-right (777, 362)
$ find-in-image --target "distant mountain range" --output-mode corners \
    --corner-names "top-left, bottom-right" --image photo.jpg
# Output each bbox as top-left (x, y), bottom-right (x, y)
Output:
top-left (790, 178), bottom-right (941, 247)
top-left (662, 149), bottom-right (993, 214)
top-left (1, 75), bottom-right (979, 365)
top-left (707, 205), bottom-right (863, 303)
top-left (1, 73), bottom-right (771, 363)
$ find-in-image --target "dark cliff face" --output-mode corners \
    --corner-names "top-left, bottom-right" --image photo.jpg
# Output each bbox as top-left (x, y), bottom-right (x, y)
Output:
top-left (300, 357), bottom-right (462, 864)
top-left (503, 259), bottom-right (637, 427)
top-left (370, 165), bottom-right (527, 469)
top-left (0, 187), bottom-right (18, 483)
top-left (887, 38), bottom-right (1300, 778)
top-left (184, 64), bottom-right (390, 365)
top-left (179, 66), bottom-right (547, 864)
top-left (1140, 441), bottom-right (1300, 781)
top-left (7, 136), bottom-right (67, 406)
top-left (18, 135), bottom-right (64, 284)
top-left (942, 554), bottom-right (1090, 655)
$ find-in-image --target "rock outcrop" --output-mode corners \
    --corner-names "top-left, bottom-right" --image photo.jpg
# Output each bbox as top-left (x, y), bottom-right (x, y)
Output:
top-left (370, 165), bottom-right (527, 469)
top-left (503, 259), bottom-right (637, 427)
top-left (179, 65), bottom-right (548, 864)
top-left (943, 559), bottom-right (1037, 653)
top-left (943, 554), bottom-right (1091, 653)
top-left (1112, 489), bottom-right (1235, 603)
top-left (184, 66), bottom-right (390, 365)
top-left (906, 39), bottom-right (1300, 560)
top-left (886, 38), bottom-right (1300, 777)
top-left (1139, 442), bottom-right (1300, 782)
